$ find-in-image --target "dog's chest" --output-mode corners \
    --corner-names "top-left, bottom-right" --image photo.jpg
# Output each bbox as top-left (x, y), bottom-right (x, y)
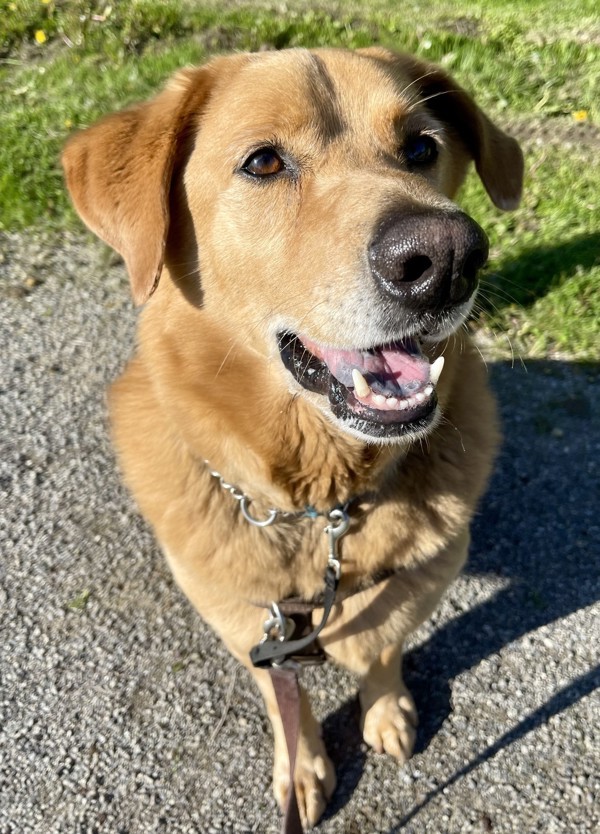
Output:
top-left (227, 498), bottom-right (426, 606)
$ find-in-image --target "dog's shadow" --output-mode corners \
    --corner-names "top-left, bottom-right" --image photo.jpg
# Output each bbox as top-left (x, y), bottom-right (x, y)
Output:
top-left (320, 357), bottom-right (600, 822)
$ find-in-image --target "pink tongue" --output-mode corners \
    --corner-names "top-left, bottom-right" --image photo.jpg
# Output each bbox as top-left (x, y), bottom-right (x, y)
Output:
top-left (302, 337), bottom-right (430, 391)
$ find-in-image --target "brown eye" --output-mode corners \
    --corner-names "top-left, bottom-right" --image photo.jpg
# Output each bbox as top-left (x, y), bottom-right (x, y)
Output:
top-left (242, 148), bottom-right (285, 178)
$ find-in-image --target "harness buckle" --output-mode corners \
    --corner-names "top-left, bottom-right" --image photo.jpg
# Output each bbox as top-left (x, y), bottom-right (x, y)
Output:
top-left (260, 602), bottom-right (294, 643)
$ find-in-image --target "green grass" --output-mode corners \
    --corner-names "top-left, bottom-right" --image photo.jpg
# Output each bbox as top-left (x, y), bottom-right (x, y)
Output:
top-left (460, 146), bottom-right (600, 359)
top-left (1, 0), bottom-right (598, 358)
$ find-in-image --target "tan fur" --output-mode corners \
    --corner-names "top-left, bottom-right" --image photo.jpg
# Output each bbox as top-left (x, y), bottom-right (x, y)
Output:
top-left (63, 47), bottom-right (522, 828)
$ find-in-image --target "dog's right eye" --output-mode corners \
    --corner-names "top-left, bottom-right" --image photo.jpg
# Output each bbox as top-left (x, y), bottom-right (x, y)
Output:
top-left (242, 148), bottom-right (285, 178)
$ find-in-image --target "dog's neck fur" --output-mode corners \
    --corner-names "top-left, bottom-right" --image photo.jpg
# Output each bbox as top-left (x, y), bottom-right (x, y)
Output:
top-left (203, 375), bottom-right (398, 511)
top-left (263, 397), bottom-right (397, 509)
top-left (141, 278), bottom-right (400, 512)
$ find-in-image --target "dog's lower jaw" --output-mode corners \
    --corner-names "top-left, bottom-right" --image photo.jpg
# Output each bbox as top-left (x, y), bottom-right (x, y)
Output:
top-left (277, 327), bottom-right (456, 445)
top-left (323, 397), bottom-right (443, 447)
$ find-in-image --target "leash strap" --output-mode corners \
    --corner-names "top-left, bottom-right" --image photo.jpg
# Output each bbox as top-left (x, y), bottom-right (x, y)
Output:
top-left (250, 566), bottom-right (338, 668)
top-left (269, 667), bottom-right (304, 834)
top-left (249, 508), bottom-right (349, 832)
top-left (251, 567), bottom-right (338, 834)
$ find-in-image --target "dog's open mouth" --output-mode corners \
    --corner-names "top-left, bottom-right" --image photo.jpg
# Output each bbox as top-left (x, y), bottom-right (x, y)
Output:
top-left (279, 332), bottom-right (443, 439)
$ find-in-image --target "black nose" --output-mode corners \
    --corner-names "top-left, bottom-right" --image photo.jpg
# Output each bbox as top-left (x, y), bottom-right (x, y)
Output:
top-left (368, 210), bottom-right (489, 310)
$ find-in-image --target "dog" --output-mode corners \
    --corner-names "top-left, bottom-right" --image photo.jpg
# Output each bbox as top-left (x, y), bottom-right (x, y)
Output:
top-left (63, 47), bottom-right (523, 829)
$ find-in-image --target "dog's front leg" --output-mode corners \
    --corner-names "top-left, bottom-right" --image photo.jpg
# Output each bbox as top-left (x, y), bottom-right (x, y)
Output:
top-left (320, 528), bottom-right (469, 762)
top-left (358, 641), bottom-right (418, 761)
top-left (249, 664), bottom-right (336, 828)
top-left (320, 608), bottom-right (419, 763)
top-left (169, 577), bottom-right (335, 828)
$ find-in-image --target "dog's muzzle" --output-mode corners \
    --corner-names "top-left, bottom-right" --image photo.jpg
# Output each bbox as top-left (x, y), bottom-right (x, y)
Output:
top-left (278, 209), bottom-right (489, 442)
top-left (368, 209), bottom-right (489, 311)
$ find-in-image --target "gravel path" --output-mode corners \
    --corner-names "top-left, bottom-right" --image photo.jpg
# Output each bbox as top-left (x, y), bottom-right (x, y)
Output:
top-left (1, 232), bottom-right (598, 834)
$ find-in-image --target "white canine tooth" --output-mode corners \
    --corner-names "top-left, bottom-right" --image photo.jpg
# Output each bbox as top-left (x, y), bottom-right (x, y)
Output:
top-left (424, 384), bottom-right (433, 396)
top-left (352, 368), bottom-right (371, 398)
top-left (430, 356), bottom-right (445, 386)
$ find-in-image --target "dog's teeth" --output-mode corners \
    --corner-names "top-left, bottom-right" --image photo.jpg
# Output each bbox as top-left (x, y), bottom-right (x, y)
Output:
top-left (430, 356), bottom-right (445, 386)
top-left (373, 394), bottom-right (386, 406)
top-left (352, 368), bottom-right (371, 398)
top-left (415, 392), bottom-right (425, 403)
top-left (386, 397), bottom-right (399, 408)
top-left (424, 384), bottom-right (433, 396)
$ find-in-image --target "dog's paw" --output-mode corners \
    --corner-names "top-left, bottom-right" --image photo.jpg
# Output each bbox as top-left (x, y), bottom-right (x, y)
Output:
top-left (361, 690), bottom-right (418, 762)
top-left (273, 742), bottom-right (336, 828)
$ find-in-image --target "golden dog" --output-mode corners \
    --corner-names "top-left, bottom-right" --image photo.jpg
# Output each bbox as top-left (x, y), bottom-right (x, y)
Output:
top-left (63, 47), bottom-right (523, 829)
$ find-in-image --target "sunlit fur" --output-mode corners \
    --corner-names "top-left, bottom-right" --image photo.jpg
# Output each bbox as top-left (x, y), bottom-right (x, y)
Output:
top-left (63, 47), bottom-right (523, 828)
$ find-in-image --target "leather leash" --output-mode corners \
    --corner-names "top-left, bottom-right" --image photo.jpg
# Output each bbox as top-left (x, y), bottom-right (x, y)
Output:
top-left (203, 462), bottom-right (353, 833)
top-left (250, 563), bottom-right (339, 668)
top-left (251, 567), bottom-right (339, 834)
top-left (269, 667), bottom-right (304, 834)
top-left (250, 512), bottom-right (349, 834)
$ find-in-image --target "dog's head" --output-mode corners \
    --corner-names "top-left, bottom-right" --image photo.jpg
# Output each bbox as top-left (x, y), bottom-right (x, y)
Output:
top-left (63, 48), bottom-right (523, 445)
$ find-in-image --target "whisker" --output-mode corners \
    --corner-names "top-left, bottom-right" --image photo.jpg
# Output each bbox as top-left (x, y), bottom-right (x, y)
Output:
top-left (410, 88), bottom-right (464, 109)
top-left (469, 331), bottom-right (489, 371)
top-left (399, 70), bottom-right (448, 113)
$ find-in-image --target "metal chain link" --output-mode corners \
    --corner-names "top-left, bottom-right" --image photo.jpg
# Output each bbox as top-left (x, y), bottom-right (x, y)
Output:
top-left (204, 461), bottom-right (316, 527)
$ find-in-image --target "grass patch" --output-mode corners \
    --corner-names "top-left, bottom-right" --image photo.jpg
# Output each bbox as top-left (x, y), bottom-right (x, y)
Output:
top-left (67, 588), bottom-right (90, 611)
top-left (1, 0), bottom-right (598, 358)
top-left (460, 145), bottom-right (600, 359)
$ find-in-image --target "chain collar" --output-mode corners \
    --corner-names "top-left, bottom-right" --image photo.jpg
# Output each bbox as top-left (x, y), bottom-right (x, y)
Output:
top-left (203, 460), bottom-right (348, 528)
top-left (204, 460), bottom-right (357, 672)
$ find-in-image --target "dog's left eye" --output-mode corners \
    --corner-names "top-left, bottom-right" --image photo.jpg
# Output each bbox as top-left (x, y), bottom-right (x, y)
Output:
top-left (404, 134), bottom-right (439, 166)
top-left (242, 148), bottom-right (285, 178)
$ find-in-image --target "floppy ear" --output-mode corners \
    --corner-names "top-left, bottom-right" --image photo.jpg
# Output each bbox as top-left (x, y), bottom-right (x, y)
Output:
top-left (62, 66), bottom-right (215, 304)
top-left (360, 48), bottom-right (524, 210)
